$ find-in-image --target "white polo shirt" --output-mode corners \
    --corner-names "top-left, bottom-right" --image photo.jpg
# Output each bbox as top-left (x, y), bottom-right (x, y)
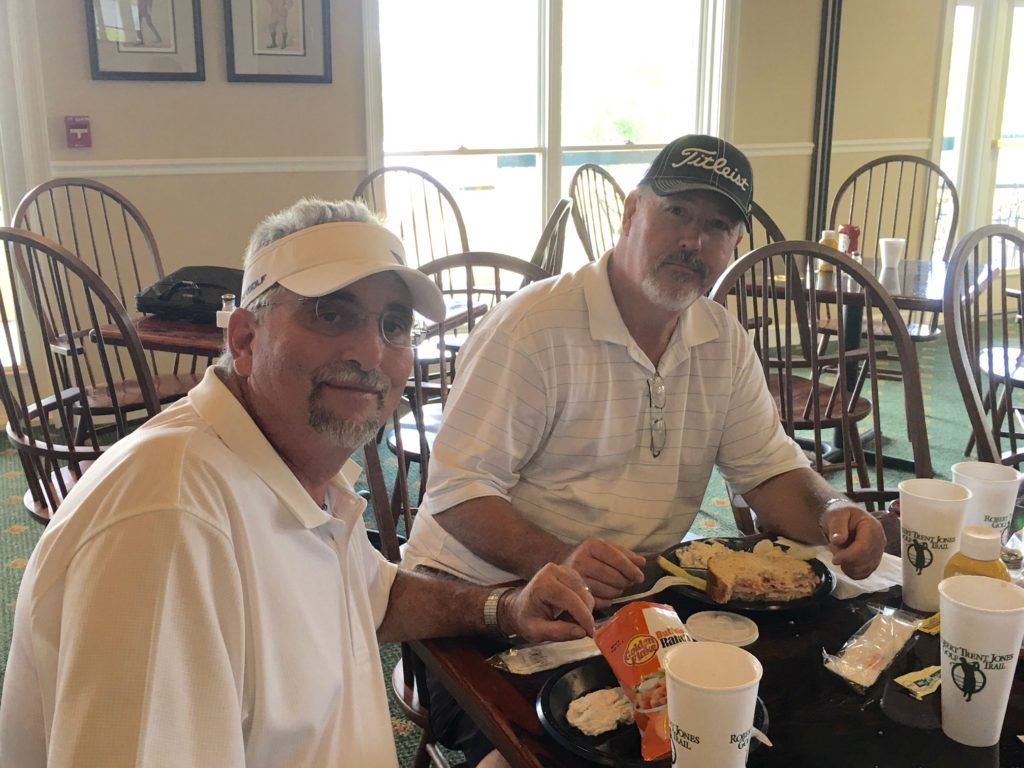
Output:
top-left (403, 253), bottom-right (808, 584)
top-left (0, 367), bottom-right (400, 767)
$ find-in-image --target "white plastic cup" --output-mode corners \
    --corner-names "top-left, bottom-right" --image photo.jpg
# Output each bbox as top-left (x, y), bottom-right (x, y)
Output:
top-left (898, 479), bottom-right (970, 612)
top-left (664, 641), bottom-right (762, 767)
top-left (879, 237), bottom-right (906, 268)
top-left (938, 575), bottom-right (1024, 747)
top-left (951, 461), bottom-right (1022, 537)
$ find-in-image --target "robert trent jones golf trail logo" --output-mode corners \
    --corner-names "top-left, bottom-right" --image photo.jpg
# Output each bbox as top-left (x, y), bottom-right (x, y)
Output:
top-left (901, 528), bottom-right (956, 574)
top-left (941, 638), bottom-right (1015, 702)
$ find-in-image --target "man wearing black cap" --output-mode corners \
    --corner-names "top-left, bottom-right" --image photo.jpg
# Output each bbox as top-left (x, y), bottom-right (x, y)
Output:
top-left (404, 135), bottom-right (885, 765)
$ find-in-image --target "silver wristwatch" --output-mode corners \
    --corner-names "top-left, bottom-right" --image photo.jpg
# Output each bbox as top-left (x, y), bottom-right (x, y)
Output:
top-left (483, 586), bottom-right (515, 637)
top-left (821, 497), bottom-right (851, 514)
top-left (820, 497), bottom-right (850, 537)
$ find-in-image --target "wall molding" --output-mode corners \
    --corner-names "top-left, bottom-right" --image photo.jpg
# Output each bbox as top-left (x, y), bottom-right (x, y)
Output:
top-left (739, 142), bottom-right (815, 158)
top-left (49, 156), bottom-right (368, 179)
top-left (45, 138), bottom-right (935, 180)
top-left (831, 138), bottom-right (931, 154)
top-left (737, 138), bottom-right (931, 159)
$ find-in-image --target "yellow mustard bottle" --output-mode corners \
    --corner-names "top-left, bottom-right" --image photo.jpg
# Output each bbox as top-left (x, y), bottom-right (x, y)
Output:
top-left (943, 525), bottom-right (1012, 581)
top-left (817, 229), bottom-right (838, 273)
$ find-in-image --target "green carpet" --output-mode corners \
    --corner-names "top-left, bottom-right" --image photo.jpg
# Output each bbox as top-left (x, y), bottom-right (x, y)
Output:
top-left (0, 342), bottom-right (975, 764)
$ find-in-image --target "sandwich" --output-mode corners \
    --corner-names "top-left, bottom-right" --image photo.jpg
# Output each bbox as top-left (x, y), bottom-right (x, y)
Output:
top-left (705, 549), bottom-right (819, 603)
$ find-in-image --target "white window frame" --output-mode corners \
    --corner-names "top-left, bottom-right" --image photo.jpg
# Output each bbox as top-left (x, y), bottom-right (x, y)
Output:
top-left (361, 0), bottom-right (730, 223)
top-left (937, 0), bottom-right (1021, 233)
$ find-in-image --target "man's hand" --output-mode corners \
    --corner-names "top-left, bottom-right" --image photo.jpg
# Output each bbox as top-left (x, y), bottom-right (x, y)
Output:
top-left (821, 504), bottom-right (886, 579)
top-left (559, 538), bottom-right (646, 607)
top-left (501, 563), bottom-right (596, 642)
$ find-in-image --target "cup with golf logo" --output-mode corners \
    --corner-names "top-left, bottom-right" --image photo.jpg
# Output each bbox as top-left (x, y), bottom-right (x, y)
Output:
top-left (937, 575), bottom-right (1024, 747)
top-left (898, 479), bottom-right (970, 612)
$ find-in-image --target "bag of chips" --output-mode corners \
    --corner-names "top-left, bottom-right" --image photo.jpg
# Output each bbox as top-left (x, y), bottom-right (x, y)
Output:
top-left (594, 601), bottom-right (692, 761)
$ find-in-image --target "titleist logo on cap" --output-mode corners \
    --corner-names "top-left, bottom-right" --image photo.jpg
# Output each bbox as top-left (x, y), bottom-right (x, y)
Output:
top-left (672, 147), bottom-right (750, 191)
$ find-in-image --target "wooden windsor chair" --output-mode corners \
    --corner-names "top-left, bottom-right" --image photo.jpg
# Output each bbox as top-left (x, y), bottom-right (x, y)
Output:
top-left (711, 241), bottom-right (933, 532)
top-left (568, 163), bottom-right (625, 262)
top-left (529, 198), bottom-right (572, 276)
top-left (389, 252), bottom-right (551, 503)
top-left (818, 155), bottom-right (960, 376)
top-left (0, 228), bottom-right (160, 524)
top-left (12, 178), bottom-right (206, 402)
top-left (363, 414), bottom-right (465, 768)
top-left (354, 166), bottom-right (470, 269)
top-left (944, 224), bottom-right (1024, 467)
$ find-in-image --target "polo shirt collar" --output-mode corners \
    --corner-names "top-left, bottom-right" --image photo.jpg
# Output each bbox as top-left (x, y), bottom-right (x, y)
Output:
top-left (582, 251), bottom-right (721, 370)
top-left (188, 367), bottom-right (365, 530)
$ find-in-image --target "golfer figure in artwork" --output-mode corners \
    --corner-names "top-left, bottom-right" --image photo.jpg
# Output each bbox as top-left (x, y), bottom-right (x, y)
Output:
top-left (267, 0), bottom-right (295, 49)
top-left (135, 0), bottom-right (163, 46)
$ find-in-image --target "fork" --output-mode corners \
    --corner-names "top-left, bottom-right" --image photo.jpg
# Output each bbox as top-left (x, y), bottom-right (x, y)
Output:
top-left (609, 575), bottom-right (700, 605)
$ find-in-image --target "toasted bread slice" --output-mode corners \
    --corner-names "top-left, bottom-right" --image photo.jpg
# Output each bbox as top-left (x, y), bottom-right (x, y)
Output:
top-left (706, 550), bottom-right (819, 603)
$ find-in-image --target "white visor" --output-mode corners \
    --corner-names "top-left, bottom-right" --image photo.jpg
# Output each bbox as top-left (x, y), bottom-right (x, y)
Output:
top-left (240, 221), bottom-right (446, 322)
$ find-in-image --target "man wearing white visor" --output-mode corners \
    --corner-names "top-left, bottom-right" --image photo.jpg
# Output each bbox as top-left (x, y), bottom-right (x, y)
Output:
top-left (0, 198), bottom-right (595, 767)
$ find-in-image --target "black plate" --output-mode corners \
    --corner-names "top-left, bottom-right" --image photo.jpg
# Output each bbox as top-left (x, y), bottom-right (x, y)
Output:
top-left (662, 537), bottom-right (836, 612)
top-left (536, 657), bottom-right (768, 767)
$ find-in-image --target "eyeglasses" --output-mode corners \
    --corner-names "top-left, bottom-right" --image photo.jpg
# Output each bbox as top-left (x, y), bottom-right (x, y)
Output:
top-left (254, 295), bottom-right (416, 348)
top-left (648, 374), bottom-right (666, 458)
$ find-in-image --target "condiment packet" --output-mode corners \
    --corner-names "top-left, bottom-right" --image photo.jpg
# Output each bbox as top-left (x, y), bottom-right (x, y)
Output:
top-left (916, 612), bottom-right (940, 635)
top-left (488, 637), bottom-right (600, 675)
top-left (822, 607), bottom-right (918, 692)
top-left (893, 665), bottom-right (941, 700)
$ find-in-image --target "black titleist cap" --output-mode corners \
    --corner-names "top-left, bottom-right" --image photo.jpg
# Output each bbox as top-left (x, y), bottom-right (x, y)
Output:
top-left (641, 134), bottom-right (753, 227)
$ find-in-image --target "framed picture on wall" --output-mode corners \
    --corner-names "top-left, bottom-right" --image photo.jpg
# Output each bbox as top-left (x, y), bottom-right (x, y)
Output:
top-left (84, 0), bottom-right (205, 81)
top-left (224, 0), bottom-right (332, 83)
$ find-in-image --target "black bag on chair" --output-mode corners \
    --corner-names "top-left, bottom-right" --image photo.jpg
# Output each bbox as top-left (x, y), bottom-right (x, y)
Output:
top-left (136, 266), bottom-right (243, 324)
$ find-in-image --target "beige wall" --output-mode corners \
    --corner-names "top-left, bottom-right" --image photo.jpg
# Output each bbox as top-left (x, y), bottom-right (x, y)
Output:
top-left (30, 0), bottom-right (369, 272)
top-left (730, 0), bottom-right (947, 240)
top-left (829, 0), bottom-right (947, 192)
top-left (22, 0), bottom-right (950, 267)
top-left (730, 0), bottom-right (821, 240)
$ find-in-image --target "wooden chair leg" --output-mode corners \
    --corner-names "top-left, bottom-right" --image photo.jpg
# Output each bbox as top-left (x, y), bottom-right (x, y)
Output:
top-left (964, 388), bottom-right (994, 456)
top-left (730, 501), bottom-right (757, 536)
top-left (848, 428), bottom-right (875, 512)
top-left (411, 731), bottom-right (432, 768)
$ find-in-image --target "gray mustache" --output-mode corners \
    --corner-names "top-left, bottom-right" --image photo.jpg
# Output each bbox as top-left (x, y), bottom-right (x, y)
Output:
top-left (660, 252), bottom-right (707, 278)
top-left (311, 364), bottom-right (390, 396)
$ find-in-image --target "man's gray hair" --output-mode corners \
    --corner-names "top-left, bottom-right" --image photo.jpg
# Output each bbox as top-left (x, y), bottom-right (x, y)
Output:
top-left (217, 197), bottom-right (382, 373)
top-left (242, 197), bottom-right (381, 270)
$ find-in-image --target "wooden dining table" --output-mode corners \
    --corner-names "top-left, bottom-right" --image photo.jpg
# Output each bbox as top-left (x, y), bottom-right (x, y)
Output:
top-left (412, 537), bottom-right (1024, 768)
top-left (95, 314), bottom-right (224, 358)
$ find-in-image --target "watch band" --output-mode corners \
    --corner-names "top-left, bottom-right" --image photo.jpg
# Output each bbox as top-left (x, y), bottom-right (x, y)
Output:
top-left (820, 497), bottom-right (851, 540)
top-left (821, 497), bottom-right (850, 514)
top-left (483, 586), bottom-right (515, 637)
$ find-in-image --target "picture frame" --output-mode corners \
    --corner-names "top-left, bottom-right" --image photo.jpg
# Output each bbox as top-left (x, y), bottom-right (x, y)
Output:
top-left (85, 0), bottom-right (205, 81)
top-left (224, 0), bottom-right (332, 83)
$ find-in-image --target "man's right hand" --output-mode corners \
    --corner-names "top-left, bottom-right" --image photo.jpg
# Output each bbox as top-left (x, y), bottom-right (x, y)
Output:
top-left (560, 538), bottom-right (646, 607)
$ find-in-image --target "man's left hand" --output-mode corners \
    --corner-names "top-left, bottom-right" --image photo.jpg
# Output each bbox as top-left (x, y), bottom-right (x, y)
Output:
top-left (500, 563), bottom-right (596, 642)
top-left (821, 505), bottom-right (886, 579)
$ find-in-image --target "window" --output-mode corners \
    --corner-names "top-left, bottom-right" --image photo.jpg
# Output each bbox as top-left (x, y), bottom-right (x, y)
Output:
top-left (375, 0), bottom-right (726, 269)
top-left (993, 4), bottom-right (1024, 228)
top-left (939, 0), bottom-right (1024, 234)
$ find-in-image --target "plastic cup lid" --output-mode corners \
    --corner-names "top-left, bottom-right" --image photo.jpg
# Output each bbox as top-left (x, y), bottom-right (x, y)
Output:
top-left (685, 611), bottom-right (759, 647)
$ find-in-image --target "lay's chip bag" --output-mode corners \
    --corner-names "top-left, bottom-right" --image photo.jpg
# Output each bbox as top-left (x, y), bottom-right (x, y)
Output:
top-left (594, 602), bottom-right (692, 761)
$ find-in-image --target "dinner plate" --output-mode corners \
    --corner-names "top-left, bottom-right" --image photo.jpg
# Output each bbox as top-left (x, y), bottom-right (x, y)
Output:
top-left (536, 657), bottom-right (768, 767)
top-left (661, 537), bottom-right (836, 612)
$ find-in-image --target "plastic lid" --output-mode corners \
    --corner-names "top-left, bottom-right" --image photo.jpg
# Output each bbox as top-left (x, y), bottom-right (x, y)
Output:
top-left (960, 525), bottom-right (1002, 561)
top-left (685, 611), bottom-right (759, 647)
